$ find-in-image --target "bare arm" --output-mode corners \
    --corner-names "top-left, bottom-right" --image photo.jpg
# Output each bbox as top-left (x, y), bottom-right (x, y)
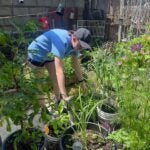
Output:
top-left (54, 56), bottom-right (67, 95)
top-left (54, 57), bottom-right (72, 101)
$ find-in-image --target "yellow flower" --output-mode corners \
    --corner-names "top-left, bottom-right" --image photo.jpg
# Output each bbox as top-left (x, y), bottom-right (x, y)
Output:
top-left (44, 125), bottom-right (49, 135)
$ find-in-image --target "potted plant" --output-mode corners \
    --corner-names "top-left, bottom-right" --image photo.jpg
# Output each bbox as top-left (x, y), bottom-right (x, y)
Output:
top-left (97, 100), bottom-right (118, 133)
top-left (59, 90), bottom-right (113, 150)
top-left (0, 28), bottom-right (47, 149)
top-left (0, 77), bottom-right (47, 150)
top-left (60, 122), bottom-right (110, 150)
top-left (43, 100), bottom-right (70, 150)
top-left (85, 46), bottom-right (119, 133)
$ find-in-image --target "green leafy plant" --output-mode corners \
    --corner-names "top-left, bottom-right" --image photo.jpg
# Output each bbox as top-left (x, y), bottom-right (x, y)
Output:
top-left (60, 88), bottom-right (107, 150)
top-left (108, 32), bottom-right (150, 150)
top-left (63, 57), bottom-right (76, 85)
top-left (87, 45), bottom-right (119, 102)
top-left (0, 31), bottom-right (14, 63)
top-left (114, 69), bottom-right (150, 149)
top-left (0, 29), bottom-right (26, 89)
top-left (0, 73), bottom-right (46, 149)
top-left (0, 24), bottom-right (47, 149)
top-left (85, 31), bottom-right (150, 149)
top-left (0, 31), bottom-right (11, 46)
top-left (22, 20), bottom-right (41, 32)
top-left (45, 101), bottom-right (70, 137)
top-left (108, 128), bottom-right (142, 149)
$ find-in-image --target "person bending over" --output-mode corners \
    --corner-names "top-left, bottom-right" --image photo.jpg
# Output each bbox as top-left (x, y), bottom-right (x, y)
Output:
top-left (27, 28), bottom-right (91, 103)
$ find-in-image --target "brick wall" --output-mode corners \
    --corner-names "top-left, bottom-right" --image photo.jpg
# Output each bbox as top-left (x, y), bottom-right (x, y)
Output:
top-left (0, 0), bottom-right (84, 31)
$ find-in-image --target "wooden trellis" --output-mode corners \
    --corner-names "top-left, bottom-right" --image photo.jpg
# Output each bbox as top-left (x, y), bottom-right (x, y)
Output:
top-left (120, 0), bottom-right (150, 27)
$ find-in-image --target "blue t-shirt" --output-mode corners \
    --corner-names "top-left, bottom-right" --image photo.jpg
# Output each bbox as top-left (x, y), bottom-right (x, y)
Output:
top-left (28, 29), bottom-right (79, 62)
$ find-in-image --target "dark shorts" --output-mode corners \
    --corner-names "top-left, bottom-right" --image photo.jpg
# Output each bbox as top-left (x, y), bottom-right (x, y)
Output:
top-left (28, 58), bottom-right (54, 67)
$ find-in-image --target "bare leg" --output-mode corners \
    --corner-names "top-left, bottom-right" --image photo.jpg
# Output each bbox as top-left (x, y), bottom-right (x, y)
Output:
top-left (44, 62), bottom-right (60, 101)
top-left (27, 62), bottom-right (47, 107)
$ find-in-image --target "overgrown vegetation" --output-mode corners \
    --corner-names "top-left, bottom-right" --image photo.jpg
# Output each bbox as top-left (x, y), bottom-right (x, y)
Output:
top-left (0, 19), bottom-right (149, 149)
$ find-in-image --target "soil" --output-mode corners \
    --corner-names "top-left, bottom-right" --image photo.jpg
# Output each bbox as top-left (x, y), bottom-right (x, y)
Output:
top-left (62, 129), bottom-right (114, 150)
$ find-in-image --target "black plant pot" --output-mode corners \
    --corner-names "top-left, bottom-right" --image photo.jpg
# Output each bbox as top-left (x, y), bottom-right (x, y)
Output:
top-left (45, 133), bottom-right (59, 150)
top-left (59, 122), bottom-right (108, 150)
top-left (2, 128), bottom-right (46, 150)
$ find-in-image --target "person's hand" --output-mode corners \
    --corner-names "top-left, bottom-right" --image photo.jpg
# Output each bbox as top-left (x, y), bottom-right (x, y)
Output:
top-left (61, 94), bottom-right (73, 102)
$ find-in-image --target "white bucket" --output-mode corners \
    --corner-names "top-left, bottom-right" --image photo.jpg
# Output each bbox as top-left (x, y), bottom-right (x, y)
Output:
top-left (97, 106), bottom-right (118, 122)
top-left (97, 105), bottom-right (118, 133)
